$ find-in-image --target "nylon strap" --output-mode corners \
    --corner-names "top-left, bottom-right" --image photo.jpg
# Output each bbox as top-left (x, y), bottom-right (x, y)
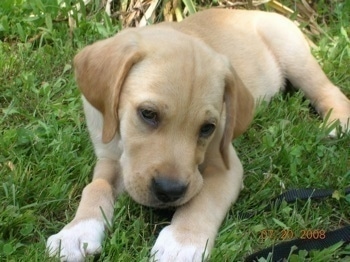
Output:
top-left (244, 187), bottom-right (350, 261)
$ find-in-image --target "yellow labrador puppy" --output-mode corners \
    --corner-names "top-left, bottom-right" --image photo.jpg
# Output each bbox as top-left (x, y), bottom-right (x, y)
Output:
top-left (47, 9), bottom-right (350, 261)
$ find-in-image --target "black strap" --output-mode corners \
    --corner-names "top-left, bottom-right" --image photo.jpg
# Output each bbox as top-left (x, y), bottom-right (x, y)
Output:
top-left (274, 187), bottom-right (350, 203)
top-left (245, 226), bottom-right (350, 262)
top-left (245, 187), bottom-right (350, 262)
top-left (238, 187), bottom-right (350, 219)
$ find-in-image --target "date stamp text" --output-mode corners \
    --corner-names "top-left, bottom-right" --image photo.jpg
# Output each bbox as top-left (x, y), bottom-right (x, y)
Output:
top-left (259, 229), bottom-right (326, 241)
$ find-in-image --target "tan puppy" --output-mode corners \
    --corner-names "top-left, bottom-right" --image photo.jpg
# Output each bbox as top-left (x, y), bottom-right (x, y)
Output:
top-left (47, 9), bottom-right (350, 261)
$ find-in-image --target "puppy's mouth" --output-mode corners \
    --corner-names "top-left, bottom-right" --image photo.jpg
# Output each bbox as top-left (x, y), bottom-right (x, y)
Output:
top-left (128, 187), bottom-right (192, 209)
top-left (148, 200), bottom-right (185, 209)
top-left (130, 194), bottom-right (188, 209)
top-left (125, 168), bottom-right (204, 208)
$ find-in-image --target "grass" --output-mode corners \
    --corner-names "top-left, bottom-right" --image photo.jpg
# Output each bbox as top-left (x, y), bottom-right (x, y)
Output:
top-left (0, 0), bottom-right (349, 261)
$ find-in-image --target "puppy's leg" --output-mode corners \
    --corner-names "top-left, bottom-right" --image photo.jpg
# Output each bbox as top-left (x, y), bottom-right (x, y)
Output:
top-left (258, 14), bottom-right (350, 134)
top-left (151, 146), bottom-right (243, 262)
top-left (47, 99), bottom-right (122, 261)
top-left (47, 159), bottom-right (120, 261)
top-left (289, 58), bottom-right (350, 135)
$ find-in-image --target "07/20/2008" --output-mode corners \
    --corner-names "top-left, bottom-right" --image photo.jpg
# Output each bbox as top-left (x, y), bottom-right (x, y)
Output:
top-left (258, 229), bottom-right (326, 241)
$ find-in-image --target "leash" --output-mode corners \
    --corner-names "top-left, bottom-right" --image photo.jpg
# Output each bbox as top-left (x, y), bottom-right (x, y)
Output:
top-left (244, 187), bottom-right (350, 262)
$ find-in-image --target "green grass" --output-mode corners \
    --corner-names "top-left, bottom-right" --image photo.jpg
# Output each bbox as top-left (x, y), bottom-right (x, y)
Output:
top-left (0, 0), bottom-right (349, 261)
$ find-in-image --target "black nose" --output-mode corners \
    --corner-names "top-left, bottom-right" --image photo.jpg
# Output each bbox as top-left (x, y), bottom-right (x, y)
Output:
top-left (152, 177), bottom-right (188, 203)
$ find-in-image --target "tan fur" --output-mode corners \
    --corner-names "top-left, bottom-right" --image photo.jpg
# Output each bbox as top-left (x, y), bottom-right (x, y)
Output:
top-left (74, 33), bottom-right (145, 142)
top-left (47, 9), bottom-right (350, 262)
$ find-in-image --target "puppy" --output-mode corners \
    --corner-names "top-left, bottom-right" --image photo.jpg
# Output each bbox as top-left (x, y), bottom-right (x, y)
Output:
top-left (47, 9), bottom-right (350, 261)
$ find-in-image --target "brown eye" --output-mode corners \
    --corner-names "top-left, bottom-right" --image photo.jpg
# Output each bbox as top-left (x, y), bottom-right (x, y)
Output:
top-left (199, 123), bottom-right (216, 138)
top-left (138, 108), bottom-right (158, 127)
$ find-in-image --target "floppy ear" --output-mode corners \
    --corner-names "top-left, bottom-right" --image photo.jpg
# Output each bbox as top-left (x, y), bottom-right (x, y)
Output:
top-left (220, 65), bottom-right (254, 169)
top-left (74, 32), bottom-right (144, 143)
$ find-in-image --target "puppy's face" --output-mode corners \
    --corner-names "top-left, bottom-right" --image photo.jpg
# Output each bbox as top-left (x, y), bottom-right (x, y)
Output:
top-left (74, 27), bottom-right (254, 208)
top-left (118, 46), bottom-right (227, 207)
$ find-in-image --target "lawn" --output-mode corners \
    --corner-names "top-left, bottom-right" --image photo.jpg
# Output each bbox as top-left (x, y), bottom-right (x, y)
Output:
top-left (0, 0), bottom-right (349, 261)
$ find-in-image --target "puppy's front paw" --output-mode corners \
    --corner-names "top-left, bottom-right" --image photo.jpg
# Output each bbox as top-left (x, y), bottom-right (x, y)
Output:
top-left (151, 226), bottom-right (209, 262)
top-left (46, 219), bottom-right (104, 262)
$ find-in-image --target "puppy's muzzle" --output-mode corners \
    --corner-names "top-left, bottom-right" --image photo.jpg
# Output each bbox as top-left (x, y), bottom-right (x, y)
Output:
top-left (151, 177), bottom-right (188, 203)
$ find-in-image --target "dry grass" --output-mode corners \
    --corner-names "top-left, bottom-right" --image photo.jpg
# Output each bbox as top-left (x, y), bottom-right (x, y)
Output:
top-left (88, 0), bottom-right (325, 33)
top-left (64, 0), bottom-right (342, 50)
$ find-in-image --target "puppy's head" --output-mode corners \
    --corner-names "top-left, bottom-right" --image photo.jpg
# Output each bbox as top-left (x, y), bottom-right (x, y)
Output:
top-left (74, 26), bottom-right (254, 207)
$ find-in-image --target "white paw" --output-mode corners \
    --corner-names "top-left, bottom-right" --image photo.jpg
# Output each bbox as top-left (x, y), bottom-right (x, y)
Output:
top-left (326, 125), bottom-right (349, 138)
top-left (150, 226), bottom-right (209, 262)
top-left (46, 219), bottom-right (105, 262)
top-left (328, 128), bottom-right (338, 138)
top-left (323, 118), bottom-right (350, 138)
